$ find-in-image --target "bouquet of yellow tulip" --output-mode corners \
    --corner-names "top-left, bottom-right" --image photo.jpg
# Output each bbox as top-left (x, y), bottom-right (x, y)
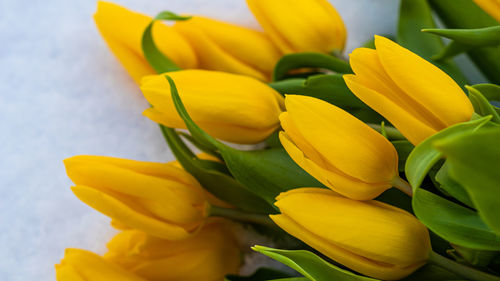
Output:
top-left (56, 0), bottom-right (500, 280)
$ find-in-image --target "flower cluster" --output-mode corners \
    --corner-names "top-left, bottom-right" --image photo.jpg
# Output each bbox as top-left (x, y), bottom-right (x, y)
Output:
top-left (57, 1), bottom-right (500, 281)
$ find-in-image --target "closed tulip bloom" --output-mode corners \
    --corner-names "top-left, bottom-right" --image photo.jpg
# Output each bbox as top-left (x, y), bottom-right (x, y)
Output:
top-left (246, 0), bottom-right (346, 54)
top-left (271, 188), bottom-right (431, 280)
top-left (94, 1), bottom-right (197, 84)
top-left (104, 220), bottom-right (241, 281)
top-left (64, 155), bottom-right (208, 240)
top-left (474, 0), bottom-right (500, 22)
top-left (174, 16), bottom-right (281, 81)
top-left (56, 249), bottom-right (147, 281)
top-left (279, 95), bottom-right (399, 200)
top-left (344, 36), bottom-right (474, 145)
top-left (142, 70), bottom-right (284, 144)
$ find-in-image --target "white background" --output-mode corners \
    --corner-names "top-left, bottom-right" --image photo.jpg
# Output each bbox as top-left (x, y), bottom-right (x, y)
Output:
top-left (0, 0), bottom-right (483, 280)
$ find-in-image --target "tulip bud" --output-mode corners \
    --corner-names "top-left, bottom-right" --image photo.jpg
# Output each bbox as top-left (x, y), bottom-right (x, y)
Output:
top-left (173, 16), bottom-right (281, 81)
top-left (473, 0), bottom-right (500, 22)
top-left (142, 70), bottom-right (284, 144)
top-left (94, 1), bottom-right (197, 84)
top-left (64, 155), bottom-right (208, 240)
top-left (279, 95), bottom-right (399, 200)
top-left (56, 248), bottom-right (147, 281)
top-left (344, 36), bottom-right (474, 145)
top-left (246, 0), bottom-right (346, 54)
top-left (104, 220), bottom-right (241, 281)
top-left (271, 188), bottom-right (431, 280)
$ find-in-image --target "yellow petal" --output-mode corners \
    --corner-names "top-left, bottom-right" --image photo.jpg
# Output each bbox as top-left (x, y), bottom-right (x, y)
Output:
top-left (94, 1), bottom-right (197, 84)
top-left (177, 16), bottom-right (281, 77)
top-left (272, 188), bottom-right (430, 280)
top-left (279, 132), bottom-right (389, 200)
top-left (344, 74), bottom-right (437, 145)
top-left (374, 36), bottom-right (473, 128)
top-left (173, 22), bottom-right (267, 80)
top-left (56, 249), bottom-right (147, 281)
top-left (246, 0), bottom-right (346, 53)
top-left (71, 185), bottom-right (193, 240)
top-left (141, 70), bottom-right (283, 144)
top-left (284, 95), bottom-right (398, 184)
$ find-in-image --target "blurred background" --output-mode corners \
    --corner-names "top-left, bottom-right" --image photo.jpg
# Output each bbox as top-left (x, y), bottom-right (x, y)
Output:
top-left (0, 0), bottom-right (485, 280)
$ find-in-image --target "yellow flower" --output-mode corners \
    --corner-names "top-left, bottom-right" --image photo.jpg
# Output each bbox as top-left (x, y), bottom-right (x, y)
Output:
top-left (64, 155), bottom-right (208, 240)
top-left (474, 0), bottom-right (500, 22)
top-left (344, 36), bottom-right (474, 145)
top-left (94, 1), bottom-right (197, 84)
top-left (271, 188), bottom-right (431, 280)
top-left (279, 95), bottom-right (399, 200)
top-left (246, 0), bottom-right (346, 54)
top-left (173, 16), bottom-right (281, 81)
top-left (142, 70), bottom-right (284, 144)
top-left (104, 219), bottom-right (241, 281)
top-left (56, 248), bottom-right (147, 281)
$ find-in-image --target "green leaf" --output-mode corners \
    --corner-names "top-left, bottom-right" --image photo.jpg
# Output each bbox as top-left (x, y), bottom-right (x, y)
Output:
top-left (429, 0), bottom-right (500, 84)
top-left (159, 126), bottom-right (273, 213)
top-left (273, 53), bottom-right (352, 81)
top-left (268, 75), bottom-right (382, 123)
top-left (434, 161), bottom-right (474, 208)
top-left (472, 84), bottom-right (500, 106)
top-left (400, 264), bottom-right (460, 281)
top-left (166, 75), bottom-right (323, 205)
top-left (252, 246), bottom-right (378, 281)
top-left (397, 0), bottom-right (468, 86)
top-left (405, 116), bottom-right (491, 189)
top-left (435, 128), bottom-right (500, 235)
top-left (422, 26), bottom-right (500, 59)
top-left (392, 140), bottom-right (414, 172)
top-left (141, 11), bottom-right (190, 73)
top-left (412, 188), bottom-right (500, 251)
top-left (423, 26), bottom-right (500, 47)
top-left (219, 147), bottom-right (325, 204)
top-left (226, 268), bottom-right (292, 281)
top-left (451, 244), bottom-right (499, 267)
top-left (468, 85), bottom-right (500, 123)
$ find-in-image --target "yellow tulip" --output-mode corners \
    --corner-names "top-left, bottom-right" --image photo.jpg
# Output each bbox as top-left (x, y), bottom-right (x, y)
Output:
top-left (94, 1), bottom-right (197, 84)
top-left (271, 188), bottom-right (431, 280)
top-left (344, 36), bottom-right (474, 145)
top-left (104, 219), bottom-right (241, 281)
top-left (56, 248), bottom-right (147, 281)
top-left (64, 155), bottom-right (208, 240)
top-left (246, 0), bottom-right (346, 54)
top-left (279, 95), bottom-right (399, 200)
top-left (173, 16), bottom-right (281, 81)
top-left (142, 70), bottom-right (284, 144)
top-left (474, 0), bottom-right (500, 22)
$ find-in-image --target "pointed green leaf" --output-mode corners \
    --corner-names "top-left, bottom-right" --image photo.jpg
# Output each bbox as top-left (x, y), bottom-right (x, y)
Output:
top-left (434, 161), bottom-right (474, 208)
top-left (166, 75), bottom-right (323, 205)
top-left (252, 246), bottom-right (378, 281)
top-left (435, 128), bottom-right (500, 235)
top-left (423, 26), bottom-right (500, 47)
top-left (159, 126), bottom-right (273, 213)
top-left (141, 11), bottom-right (190, 73)
top-left (397, 0), bottom-right (468, 86)
top-left (273, 53), bottom-right (352, 81)
top-left (429, 0), bottom-right (500, 84)
top-left (405, 116), bottom-right (491, 189)
top-left (471, 84), bottom-right (500, 116)
top-left (412, 188), bottom-right (500, 250)
top-left (467, 86), bottom-right (500, 123)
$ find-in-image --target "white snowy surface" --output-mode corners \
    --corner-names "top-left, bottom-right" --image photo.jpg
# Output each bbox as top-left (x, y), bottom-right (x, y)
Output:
top-left (0, 1), bottom-right (482, 280)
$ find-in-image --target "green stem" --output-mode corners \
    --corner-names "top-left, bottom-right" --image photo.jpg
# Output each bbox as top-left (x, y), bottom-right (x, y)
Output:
top-left (209, 206), bottom-right (276, 228)
top-left (392, 176), bottom-right (413, 197)
top-left (429, 251), bottom-right (500, 281)
top-left (367, 123), bottom-right (406, 140)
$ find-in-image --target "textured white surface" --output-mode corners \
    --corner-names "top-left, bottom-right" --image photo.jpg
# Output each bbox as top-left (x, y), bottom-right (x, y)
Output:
top-left (0, 1), bottom-right (405, 280)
